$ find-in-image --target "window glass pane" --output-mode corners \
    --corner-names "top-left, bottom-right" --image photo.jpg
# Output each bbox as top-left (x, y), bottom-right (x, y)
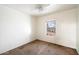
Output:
top-left (47, 20), bottom-right (56, 36)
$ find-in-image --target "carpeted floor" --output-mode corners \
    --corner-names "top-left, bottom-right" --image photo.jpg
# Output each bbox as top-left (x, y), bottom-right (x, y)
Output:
top-left (1, 40), bottom-right (78, 55)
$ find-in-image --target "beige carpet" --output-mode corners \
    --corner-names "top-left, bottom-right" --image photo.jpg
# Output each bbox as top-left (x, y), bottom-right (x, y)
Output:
top-left (1, 40), bottom-right (78, 55)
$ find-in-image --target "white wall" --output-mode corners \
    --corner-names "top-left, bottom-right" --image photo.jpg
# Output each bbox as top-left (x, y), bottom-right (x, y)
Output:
top-left (0, 6), bottom-right (35, 54)
top-left (36, 9), bottom-right (76, 49)
top-left (77, 6), bottom-right (79, 53)
top-left (31, 16), bottom-right (38, 39)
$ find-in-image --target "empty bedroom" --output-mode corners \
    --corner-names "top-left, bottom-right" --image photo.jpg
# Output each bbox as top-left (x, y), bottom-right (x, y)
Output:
top-left (0, 4), bottom-right (79, 55)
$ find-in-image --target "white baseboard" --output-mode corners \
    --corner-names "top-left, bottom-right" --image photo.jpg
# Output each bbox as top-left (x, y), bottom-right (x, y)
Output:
top-left (37, 39), bottom-right (76, 49)
top-left (0, 39), bottom-right (36, 54)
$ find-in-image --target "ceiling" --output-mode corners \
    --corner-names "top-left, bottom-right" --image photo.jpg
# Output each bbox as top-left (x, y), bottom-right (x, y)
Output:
top-left (0, 4), bottom-right (77, 16)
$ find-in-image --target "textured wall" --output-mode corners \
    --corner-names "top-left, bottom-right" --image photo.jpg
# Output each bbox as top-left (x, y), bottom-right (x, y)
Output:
top-left (0, 5), bottom-right (35, 54)
top-left (36, 9), bottom-right (76, 49)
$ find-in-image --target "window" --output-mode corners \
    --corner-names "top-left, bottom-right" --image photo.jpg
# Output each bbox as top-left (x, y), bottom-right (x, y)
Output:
top-left (47, 20), bottom-right (56, 36)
